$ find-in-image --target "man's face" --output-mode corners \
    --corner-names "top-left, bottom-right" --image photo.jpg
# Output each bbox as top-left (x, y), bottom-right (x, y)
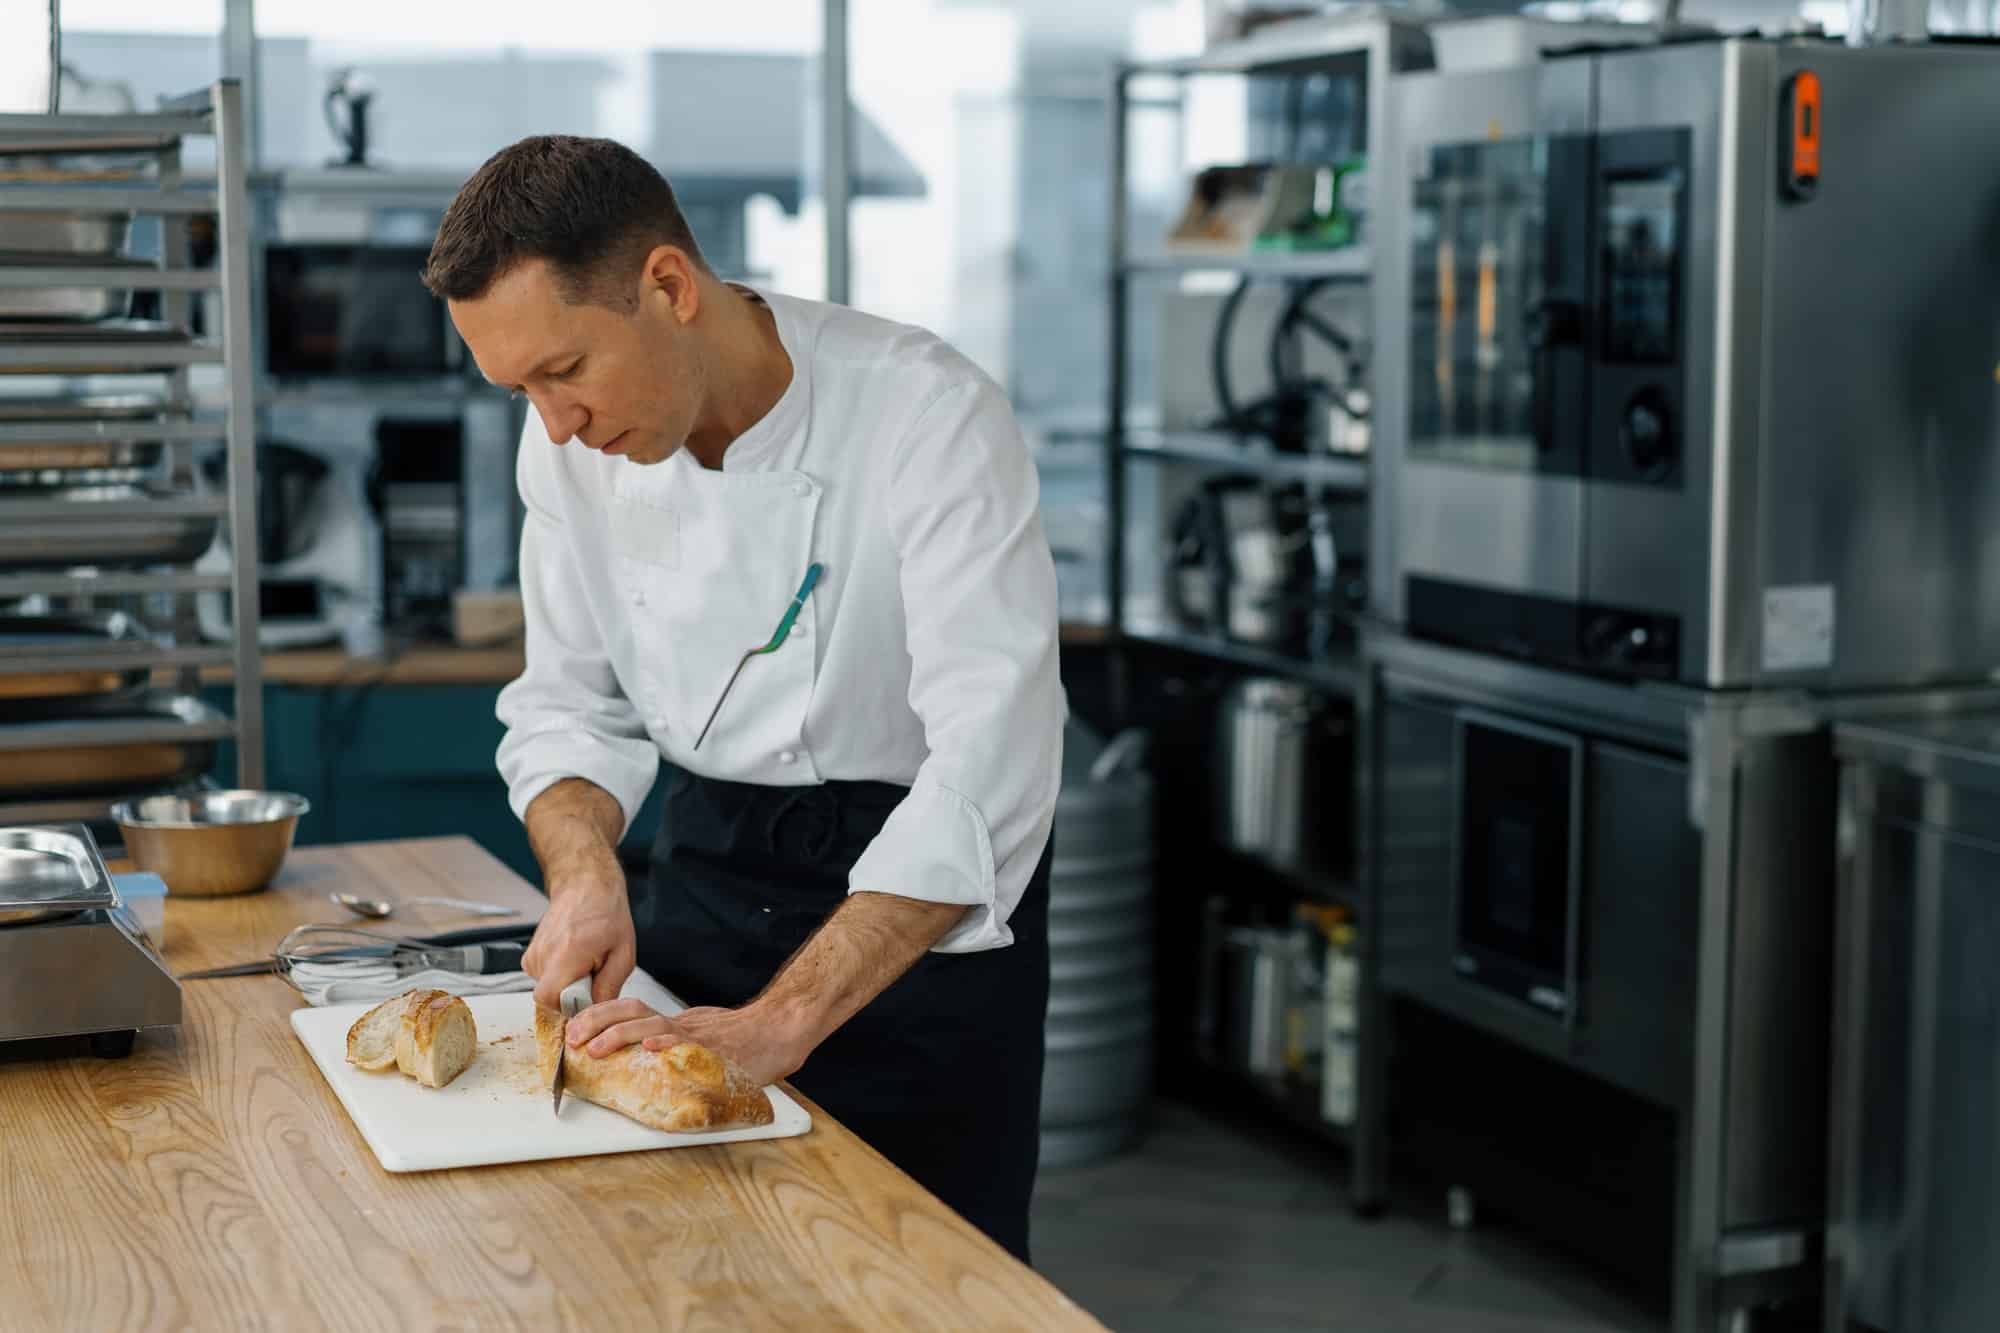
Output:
top-left (449, 255), bottom-right (700, 466)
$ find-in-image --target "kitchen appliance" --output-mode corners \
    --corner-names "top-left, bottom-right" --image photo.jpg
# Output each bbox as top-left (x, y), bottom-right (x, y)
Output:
top-left (322, 68), bottom-right (375, 169)
top-left (264, 243), bottom-right (462, 379)
top-left (1167, 476), bottom-right (1331, 649)
top-left (0, 822), bottom-right (182, 1057)
top-left (196, 440), bottom-right (379, 648)
top-left (373, 417), bottom-right (465, 635)
top-left (289, 973), bottom-right (811, 1173)
top-left (1215, 676), bottom-right (1352, 878)
top-left (1827, 713), bottom-right (2000, 1333)
top-left (1356, 628), bottom-right (1950, 1330)
top-left (1372, 38), bottom-right (2000, 690)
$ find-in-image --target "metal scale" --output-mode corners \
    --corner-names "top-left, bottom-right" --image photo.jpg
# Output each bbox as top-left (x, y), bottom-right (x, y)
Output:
top-left (0, 824), bottom-right (180, 1055)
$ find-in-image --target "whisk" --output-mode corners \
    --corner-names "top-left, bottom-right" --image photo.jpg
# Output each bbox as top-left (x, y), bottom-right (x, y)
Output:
top-left (177, 922), bottom-right (525, 981)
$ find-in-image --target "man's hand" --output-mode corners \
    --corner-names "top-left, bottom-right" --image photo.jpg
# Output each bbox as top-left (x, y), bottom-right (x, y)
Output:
top-left (521, 778), bottom-right (636, 1008)
top-left (564, 891), bottom-right (970, 1088)
top-left (523, 868), bottom-right (636, 1008)
top-left (565, 997), bottom-right (811, 1091)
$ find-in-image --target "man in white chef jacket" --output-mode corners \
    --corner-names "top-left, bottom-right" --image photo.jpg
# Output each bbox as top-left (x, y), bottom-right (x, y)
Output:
top-left (422, 135), bottom-right (1063, 1261)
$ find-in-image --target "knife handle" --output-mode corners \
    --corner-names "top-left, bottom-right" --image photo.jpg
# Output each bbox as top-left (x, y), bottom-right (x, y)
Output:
top-left (476, 941), bottom-right (527, 975)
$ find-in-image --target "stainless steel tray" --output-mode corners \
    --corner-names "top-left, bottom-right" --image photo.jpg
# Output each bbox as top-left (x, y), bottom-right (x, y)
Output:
top-left (0, 252), bottom-right (144, 321)
top-left (0, 824), bottom-right (116, 926)
top-left (0, 213), bottom-right (132, 259)
top-left (0, 318), bottom-right (182, 343)
top-left (0, 693), bottom-right (224, 800)
top-left (0, 392), bottom-right (168, 422)
top-left (0, 484), bottom-right (217, 569)
top-left (0, 452), bottom-right (163, 489)
top-left (0, 392), bottom-right (173, 488)
top-left (0, 319), bottom-right (194, 375)
top-left (0, 611), bottom-right (156, 718)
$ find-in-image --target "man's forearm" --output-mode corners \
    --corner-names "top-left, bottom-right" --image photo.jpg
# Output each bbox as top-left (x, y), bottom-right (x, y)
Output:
top-left (523, 777), bottom-right (626, 895)
top-left (750, 892), bottom-right (970, 1055)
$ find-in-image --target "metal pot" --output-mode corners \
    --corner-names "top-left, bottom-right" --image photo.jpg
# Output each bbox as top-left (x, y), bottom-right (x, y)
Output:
top-left (1215, 677), bottom-right (1352, 877)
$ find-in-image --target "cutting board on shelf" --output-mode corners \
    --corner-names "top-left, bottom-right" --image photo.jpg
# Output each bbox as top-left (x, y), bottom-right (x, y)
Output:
top-left (291, 968), bottom-right (811, 1173)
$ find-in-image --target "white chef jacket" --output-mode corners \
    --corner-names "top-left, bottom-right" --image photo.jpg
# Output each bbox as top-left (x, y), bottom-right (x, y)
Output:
top-left (495, 289), bottom-right (1065, 953)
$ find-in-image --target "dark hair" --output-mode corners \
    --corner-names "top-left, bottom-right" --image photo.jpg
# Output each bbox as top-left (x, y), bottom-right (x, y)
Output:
top-left (421, 134), bottom-right (708, 306)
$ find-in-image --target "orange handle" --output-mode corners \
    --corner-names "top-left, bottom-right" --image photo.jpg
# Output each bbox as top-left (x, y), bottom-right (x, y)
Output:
top-left (1786, 71), bottom-right (1821, 199)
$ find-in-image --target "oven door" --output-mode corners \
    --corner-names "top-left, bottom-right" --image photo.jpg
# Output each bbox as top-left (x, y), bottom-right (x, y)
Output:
top-left (1450, 709), bottom-right (1584, 1022)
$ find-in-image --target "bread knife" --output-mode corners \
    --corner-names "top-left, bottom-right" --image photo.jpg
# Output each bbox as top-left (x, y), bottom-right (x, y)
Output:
top-left (551, 994), bottom-right (577, 1116)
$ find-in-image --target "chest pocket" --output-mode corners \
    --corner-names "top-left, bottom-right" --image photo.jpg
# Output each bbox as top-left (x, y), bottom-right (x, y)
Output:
top-left (609, 463), bottom-right (823, 784)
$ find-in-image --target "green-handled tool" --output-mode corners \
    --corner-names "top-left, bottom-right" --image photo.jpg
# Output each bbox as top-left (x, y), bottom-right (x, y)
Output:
top-left (693, 562), bottom-right (824, 751)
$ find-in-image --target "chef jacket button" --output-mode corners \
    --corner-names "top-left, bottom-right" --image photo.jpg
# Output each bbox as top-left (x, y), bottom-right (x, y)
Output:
top-left (793, 481), bottom-right (811, 498)
top-left (780, 750), bottom-right (797, 764)
top-left (631, 589), bottom-right (645, 606)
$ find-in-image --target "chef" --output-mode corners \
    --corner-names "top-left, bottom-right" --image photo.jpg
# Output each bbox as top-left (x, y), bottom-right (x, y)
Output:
top-left (421, 135), bottom-right (1063, 1262)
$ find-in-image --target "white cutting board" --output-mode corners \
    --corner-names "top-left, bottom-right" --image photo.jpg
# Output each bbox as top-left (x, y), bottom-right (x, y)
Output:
top-left (291, 969), bottom-right (811, 1173)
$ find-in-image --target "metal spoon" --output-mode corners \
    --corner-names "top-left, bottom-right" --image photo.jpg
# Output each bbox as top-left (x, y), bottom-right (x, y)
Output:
top-left (331, 892), bottom-right (393, 919)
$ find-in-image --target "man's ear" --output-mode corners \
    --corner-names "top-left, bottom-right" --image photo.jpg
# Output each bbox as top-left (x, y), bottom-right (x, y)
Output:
top-left (641, 245), bottom-right (701, 323)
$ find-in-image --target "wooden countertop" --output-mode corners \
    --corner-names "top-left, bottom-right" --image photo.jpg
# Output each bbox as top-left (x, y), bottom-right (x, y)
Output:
top-left (180, 643), bottom-right (531, 689)
top-left (0, 837), bottom-right (1102, 1331)
top-left (171, 622), bottom-right (1110, 691)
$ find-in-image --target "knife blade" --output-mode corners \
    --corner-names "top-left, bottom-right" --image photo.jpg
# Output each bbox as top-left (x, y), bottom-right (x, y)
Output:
top-left (551, 994), bottom-right (577, 1116)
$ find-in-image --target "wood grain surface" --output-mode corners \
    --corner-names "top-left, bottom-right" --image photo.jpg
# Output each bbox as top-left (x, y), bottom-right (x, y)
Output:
top-left (166, 621), bottom-right (1110, 692)
top-left (0, 837), bottom-right (1103, 1331)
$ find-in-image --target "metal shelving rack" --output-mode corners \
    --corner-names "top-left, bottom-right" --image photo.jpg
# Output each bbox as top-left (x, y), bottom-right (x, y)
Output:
top-left (1106, 17), bottom-right (1432, 682)
top-left (0, 81), bottom-right (265, 822)
top-left (1105, 19), bottom-right (1437, 1214)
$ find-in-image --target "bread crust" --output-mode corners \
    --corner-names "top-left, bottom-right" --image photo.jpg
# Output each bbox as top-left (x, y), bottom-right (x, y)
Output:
top-left (535, 1002), bottom-right (773, 1132)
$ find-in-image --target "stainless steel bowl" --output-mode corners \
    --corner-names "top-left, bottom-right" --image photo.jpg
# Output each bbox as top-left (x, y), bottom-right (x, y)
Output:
top-left (111, 791), bottom-right (311, 897)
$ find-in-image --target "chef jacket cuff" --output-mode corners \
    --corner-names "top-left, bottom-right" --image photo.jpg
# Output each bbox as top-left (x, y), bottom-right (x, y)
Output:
top-left (502, 737), bottom-right (660, 841)
top-left (847, 777), bottom-right (1011, 953)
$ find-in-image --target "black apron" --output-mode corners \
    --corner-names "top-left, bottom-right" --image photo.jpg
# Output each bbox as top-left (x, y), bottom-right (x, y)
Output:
top-left (637, 762), bottom-right (1052, 1263)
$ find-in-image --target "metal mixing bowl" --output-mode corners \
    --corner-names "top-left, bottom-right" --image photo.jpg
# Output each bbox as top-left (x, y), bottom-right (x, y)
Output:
top-left (111, 791), bottom-right (310, 897)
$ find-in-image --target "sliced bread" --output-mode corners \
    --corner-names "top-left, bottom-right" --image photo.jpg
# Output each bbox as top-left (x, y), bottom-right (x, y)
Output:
top-left (345, 990), bottom-right (417, 1071)
top-left (397, 990), bottom-right (477, 1089)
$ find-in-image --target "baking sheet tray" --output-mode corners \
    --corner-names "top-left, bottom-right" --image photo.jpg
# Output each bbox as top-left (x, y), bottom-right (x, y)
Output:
top-left (0, 824), bottom-right (116, 925)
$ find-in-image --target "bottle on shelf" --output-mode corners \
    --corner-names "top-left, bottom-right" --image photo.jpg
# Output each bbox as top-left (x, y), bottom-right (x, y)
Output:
top-left (1320, 907), bottom-right (1360, 1128)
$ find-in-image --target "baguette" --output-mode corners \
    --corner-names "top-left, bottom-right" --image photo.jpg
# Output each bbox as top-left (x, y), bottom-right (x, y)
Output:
top-left (344, 988), bottom-right (478, 1088)
top-left (395, 989), bottom-right (477, 1088)
top-left (535, 1002), bottom-right (773, 1132)
top-left (346, 989), bottom-right (426, 1072)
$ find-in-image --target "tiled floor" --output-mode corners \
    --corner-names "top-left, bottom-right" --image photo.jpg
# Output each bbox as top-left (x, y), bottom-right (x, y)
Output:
top-left (1030, 1100), bottom-right (1666, 1333)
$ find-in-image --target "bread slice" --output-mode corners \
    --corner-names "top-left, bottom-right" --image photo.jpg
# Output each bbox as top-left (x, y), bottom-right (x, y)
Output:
top-left (345, 990), bottom-right (418, 1071)
top-left (395, 990), bottom-right (477, 1089)
top-left (534, 1002), bottom-right (773, 1132)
